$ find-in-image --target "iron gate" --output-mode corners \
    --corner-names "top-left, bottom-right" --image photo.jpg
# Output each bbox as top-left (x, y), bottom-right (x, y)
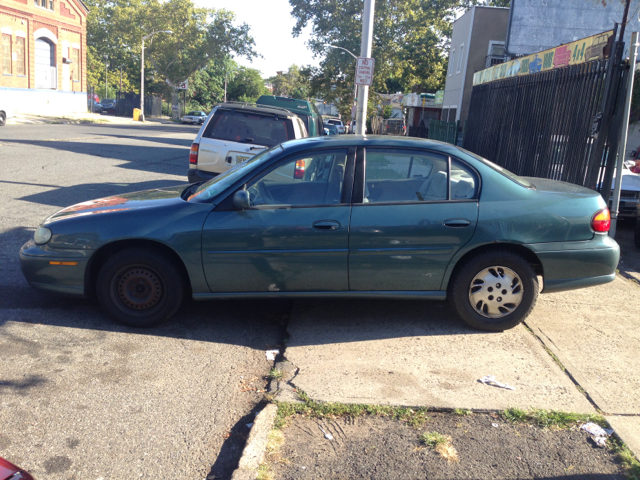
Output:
top-left (463, 40), bottom-right (628, 199)
top-left (115, 92), bottom-right (162, 118)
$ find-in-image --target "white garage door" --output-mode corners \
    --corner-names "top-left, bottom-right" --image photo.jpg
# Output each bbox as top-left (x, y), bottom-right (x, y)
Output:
top-left (35, 38), bottom-right (56, 89)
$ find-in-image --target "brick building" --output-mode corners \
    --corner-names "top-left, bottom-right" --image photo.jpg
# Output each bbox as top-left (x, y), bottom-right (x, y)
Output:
top-left (1, 0), bottom-right (88, 114)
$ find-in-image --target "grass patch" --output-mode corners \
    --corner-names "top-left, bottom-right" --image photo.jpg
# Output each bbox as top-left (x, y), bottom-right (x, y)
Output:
top-left (454, 408), bottom-right (472, 416)
top-left (501, 407), bottom-right (607, 429)
top-left (274, 389), bottom-right (429, 430)
top-left (268, 368), bottom-right (283, 381)
top-left (420, 431), bottom-right (459, 463)
top-left (608, 438), bottom-right (640, 480)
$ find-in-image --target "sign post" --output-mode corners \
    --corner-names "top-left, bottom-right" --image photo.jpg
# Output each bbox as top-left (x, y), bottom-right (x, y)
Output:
top-left (355, 0), bottom-right (375, 136)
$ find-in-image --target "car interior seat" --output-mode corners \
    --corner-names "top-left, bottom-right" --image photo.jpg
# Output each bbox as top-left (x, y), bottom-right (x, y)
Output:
top-left (417, 171), bottom-right (447, 201)
top-left (451, 179), bottom-right (475, 199)
top-left (324, 164), bottom-right (345, 204)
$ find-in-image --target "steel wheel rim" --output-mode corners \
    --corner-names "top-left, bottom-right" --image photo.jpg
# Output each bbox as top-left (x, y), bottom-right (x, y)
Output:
top-left (116, 267), bottom-right (163, 310)
top-left (468, 266), bottom-right (523, 319)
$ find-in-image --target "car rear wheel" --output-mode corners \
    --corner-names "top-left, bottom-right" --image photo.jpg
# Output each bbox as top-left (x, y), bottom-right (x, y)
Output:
top-left (0, 112), bottom-right (6, 127)
top-left (450, 250), bottom-right (538, 332)
top-left (634, 218), bottom-right (640, 249)
top-left (96, 248), bottom-right (184, 327)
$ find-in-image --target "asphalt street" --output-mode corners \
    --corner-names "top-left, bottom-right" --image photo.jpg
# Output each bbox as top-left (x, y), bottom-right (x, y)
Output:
top-left (0, 122), bottom-right (287, 480)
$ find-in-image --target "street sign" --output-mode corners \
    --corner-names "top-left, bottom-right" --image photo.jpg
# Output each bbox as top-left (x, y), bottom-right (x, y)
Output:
top-left (176, 80), bottom-right (188, 90)
top-left (355, 57), bottom-right (375, 86)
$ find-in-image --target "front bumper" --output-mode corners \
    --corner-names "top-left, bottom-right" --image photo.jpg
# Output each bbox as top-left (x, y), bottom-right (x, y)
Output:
top-left (20, 240), bottom-right (90, 297)
top-left (526, 234), bottom-right (620, 293)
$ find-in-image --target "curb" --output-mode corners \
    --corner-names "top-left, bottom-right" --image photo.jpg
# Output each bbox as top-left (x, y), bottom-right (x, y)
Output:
top-left (230, 403), bottom-right (278, 480)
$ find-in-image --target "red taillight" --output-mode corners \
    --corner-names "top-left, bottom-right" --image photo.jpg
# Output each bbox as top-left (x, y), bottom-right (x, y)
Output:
top-left (294, 159), bottom-right (306, 179)
top-left (591, 208), bottom-right (611, 233)
top-left (189, 143), bottom-right (199, 164)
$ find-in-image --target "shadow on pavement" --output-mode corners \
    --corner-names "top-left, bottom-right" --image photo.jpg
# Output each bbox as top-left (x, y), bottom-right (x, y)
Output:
top-left (6, 179), bottom-right (187, 207)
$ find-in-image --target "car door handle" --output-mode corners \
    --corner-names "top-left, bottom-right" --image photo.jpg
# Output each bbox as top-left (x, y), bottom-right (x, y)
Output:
top-left (312, 220), bottom-right (341, 231)
top-left (444, 218), bottom-right (471, 228)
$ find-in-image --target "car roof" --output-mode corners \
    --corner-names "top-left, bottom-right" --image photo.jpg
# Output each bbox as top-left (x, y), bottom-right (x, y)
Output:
top-left (216, 102), bottom-right (296, 118)
top-left (256, 95), bottom-right (315, 115)
top-left (278, 135), bottom-right (459, 155)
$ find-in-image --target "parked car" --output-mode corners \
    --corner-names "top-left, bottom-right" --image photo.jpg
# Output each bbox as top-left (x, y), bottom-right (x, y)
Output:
top-left (182, 111), bottom-right (208, 125)
top-left (187, 102), bottom-right (308, 183)
top-left (0, 104), bottom-right (13, 126)
top-left (325, 124), bottom-right (339, 135)
top-left (100, 99), bottom-right (116, 113)
top-left (349, 120), bottom-right (367, 134)
top-left (324, 118), bottom-right (345, 134)
top-left (384, 118), bottom-right (406, 135)
top-left (0, 456), bottom-right (35, 480)
top-left (20, 137), bottom-right (619, 332)
top-left (598, 164), bottom-right (640, 218)
top-left (256, 95), bottom-right (324, 137)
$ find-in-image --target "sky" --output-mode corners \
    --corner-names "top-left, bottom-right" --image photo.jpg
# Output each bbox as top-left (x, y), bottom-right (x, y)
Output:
top-left (194, 0), bottom-right (321, 78)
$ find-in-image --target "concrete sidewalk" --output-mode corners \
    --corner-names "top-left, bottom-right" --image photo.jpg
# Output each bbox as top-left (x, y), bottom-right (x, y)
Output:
top-left (7, 112), bottom-right (175, 126)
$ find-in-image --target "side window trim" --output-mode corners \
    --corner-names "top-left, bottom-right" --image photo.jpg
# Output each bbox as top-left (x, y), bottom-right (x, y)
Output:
top-left (352, 147), bottom-right (480, 205)
top-left (241, 148), bottom-right (353, 209)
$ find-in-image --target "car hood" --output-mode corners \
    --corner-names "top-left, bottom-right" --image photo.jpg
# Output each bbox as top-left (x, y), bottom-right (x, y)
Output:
top-left (44, 184), bottom-right (190, 225)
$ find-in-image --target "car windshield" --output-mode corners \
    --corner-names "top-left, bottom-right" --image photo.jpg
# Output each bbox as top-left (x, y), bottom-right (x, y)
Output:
top-left (461, 148), bottom-right (535, 188)
top-left (187, 146), bottom-right (284, 202)
top-left (187, 111), bottom-right (201, 116)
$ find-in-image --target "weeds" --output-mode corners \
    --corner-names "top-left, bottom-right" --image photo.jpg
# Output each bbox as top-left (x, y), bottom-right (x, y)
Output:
top-left (453, 408), bottom-right (472, 416)
top-left (608, 438), bottom-right (640, 480)
top-left (274, 389), bottom-right (429, 429)
top-left (420, 431), bottom-right (459, 463)
top-left (501, 408), bottom-right (606, 429)
top-left (268, 368), bottom-right (283, 381)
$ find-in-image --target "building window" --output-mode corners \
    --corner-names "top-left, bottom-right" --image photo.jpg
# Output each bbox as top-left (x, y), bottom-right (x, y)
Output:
top-left (16, 37), bottom-right (25, 76)
top-left (2, 34), bottom-right (11, 75)
top-left (35, 0), bottom-right (54, 9)
top-left (71, 48), bottom-right (79, 81)
top-left (448, 49), bottom-right (456, 76)
top-left (457, 44), bottom-right (465, 74)
top-left (50, 0), bottom-right (54, 9)
top-left (486, 41), bottom-right (507, 68)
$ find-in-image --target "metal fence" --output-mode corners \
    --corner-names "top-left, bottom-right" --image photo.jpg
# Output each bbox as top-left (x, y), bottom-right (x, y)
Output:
top-left (115, 92), bottom-right (162, 118)
top-left (428, 120), bottom-right (459, 144)
top-left (463, 49), bottom-right (628, 195)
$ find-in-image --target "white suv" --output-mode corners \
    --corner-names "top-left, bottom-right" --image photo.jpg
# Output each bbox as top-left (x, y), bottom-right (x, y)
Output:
top-left (324, 118), bottom-right (345, 134)
top-left (188, 103), bottom-right (308, 183)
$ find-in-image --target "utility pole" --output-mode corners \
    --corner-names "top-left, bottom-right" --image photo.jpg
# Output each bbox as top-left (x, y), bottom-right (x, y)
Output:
top-left (610, 31), bottom-right (639, 237)
top-left (355, 0), bottom-right (375, 135)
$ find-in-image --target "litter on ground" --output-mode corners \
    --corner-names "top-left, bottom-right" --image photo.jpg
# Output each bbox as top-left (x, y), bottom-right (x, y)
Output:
top-left (479, 375), bottom-right (516, 390)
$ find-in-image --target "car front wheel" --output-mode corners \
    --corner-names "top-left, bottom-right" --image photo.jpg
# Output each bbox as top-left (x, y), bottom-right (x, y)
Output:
top-left (0, 112), bottom-right (6, 126)
top-left (450, 250), bottom-right (538, 332)
top-left (96, 248), bottom-right (184, 327)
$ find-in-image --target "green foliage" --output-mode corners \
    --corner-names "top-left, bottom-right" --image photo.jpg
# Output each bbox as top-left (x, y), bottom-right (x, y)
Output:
top-left (267, 65), bottom-right (310, 99)
top-left (227, 68), bottom-right (270, 103)
top-left (453, 408), bottom-right (472, 416)
top-left (288, 0), bottom-right (476, 115)
top-left (381, 105), bottom-right (393, 119)
top-left (608, 438), bottom-right (640, 479)
top-left (501, 408), bottom-right (607, 429)
top-left (85, 0), bottom-right (257, 101)
top-left (420, 431), bottom-right (449, 448)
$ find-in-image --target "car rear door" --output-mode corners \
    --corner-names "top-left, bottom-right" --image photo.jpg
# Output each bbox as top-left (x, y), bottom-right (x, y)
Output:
top-left (348, 147), bottom-right (479, 291)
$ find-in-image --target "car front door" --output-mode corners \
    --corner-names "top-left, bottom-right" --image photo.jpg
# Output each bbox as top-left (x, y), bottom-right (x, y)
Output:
top-left (202, 148), bottom-right (355, 293)
top-left (348, 147), bottom-right (479, 291)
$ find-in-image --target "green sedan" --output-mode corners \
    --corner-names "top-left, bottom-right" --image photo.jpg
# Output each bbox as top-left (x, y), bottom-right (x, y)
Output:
top-left (20, 136), bottom-right (619, 331)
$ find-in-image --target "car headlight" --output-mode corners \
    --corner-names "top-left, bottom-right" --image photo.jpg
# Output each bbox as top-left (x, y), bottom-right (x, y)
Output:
top-left (34, 227), bottom-right (52, 245)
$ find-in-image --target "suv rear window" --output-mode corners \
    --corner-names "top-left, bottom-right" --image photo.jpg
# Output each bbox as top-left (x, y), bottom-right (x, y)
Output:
top-left (203, 110), bottom-right (294, 146)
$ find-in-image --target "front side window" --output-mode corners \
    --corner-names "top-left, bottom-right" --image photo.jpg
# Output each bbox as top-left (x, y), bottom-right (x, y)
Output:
top-left (203, 110), bottom-right (293, 146)
top-left (457, 44), bottom-right (465, 73)
top-left (2, 34), bottom-right (11, 75)
top-left (448, 49), bottom-right (456, 76)
top-left (16, 37), bottom-right (25, 76)
top-left (247, 151), bottom-right (348, 207)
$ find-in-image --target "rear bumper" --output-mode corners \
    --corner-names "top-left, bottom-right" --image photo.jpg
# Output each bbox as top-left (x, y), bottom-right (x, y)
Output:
top-left (526, 234), bottom-right (620, 293)
top-left (20, 240), bottom-right (89, 297)
top-left (187, 168), bottom-right (218, 184)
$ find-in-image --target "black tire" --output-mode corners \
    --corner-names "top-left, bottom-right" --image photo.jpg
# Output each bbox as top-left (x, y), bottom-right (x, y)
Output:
top-left (0, 112), bottom-right (6, 127)
top-left (96, 248), bottom-right (184, 327)
top-left (449, 250), bottom-right (538, 332)
top-left (634, 218), bottom-right (640, 249)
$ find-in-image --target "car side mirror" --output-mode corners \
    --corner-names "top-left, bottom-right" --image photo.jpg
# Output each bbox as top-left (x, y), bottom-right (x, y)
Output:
top-left (233, 190), bottom-right (251, 210)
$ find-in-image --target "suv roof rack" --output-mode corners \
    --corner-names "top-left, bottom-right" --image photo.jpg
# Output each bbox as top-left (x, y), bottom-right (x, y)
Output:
top-left (218, 102), bottom-right (295, 116)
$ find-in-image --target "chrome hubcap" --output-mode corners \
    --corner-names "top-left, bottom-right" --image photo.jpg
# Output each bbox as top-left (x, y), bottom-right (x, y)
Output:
top-left (468, 266), bottom-right (523, 318)
top-left (117, 267), bottom-right (162, 310)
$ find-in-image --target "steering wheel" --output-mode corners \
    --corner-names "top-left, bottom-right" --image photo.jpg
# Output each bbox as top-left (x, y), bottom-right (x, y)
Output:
top-left (248, 181), bottom-right (276, 206)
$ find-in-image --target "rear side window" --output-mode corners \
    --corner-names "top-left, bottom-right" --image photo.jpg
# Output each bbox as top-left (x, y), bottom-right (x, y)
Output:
top-left (296, 113), bottom-right (310, 133)
top-left (203, 110), bottom-right (293, 146)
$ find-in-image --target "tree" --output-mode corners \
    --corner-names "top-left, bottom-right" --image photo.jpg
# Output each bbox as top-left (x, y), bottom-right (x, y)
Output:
top-left (288, 0), bottom-right (476, 116)
top-left (85, 0), bottom-right (257, 101)
top-left (267, 65), bottom-right (310, 99)
top-left (226, 68), bottom-right (269, 103)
